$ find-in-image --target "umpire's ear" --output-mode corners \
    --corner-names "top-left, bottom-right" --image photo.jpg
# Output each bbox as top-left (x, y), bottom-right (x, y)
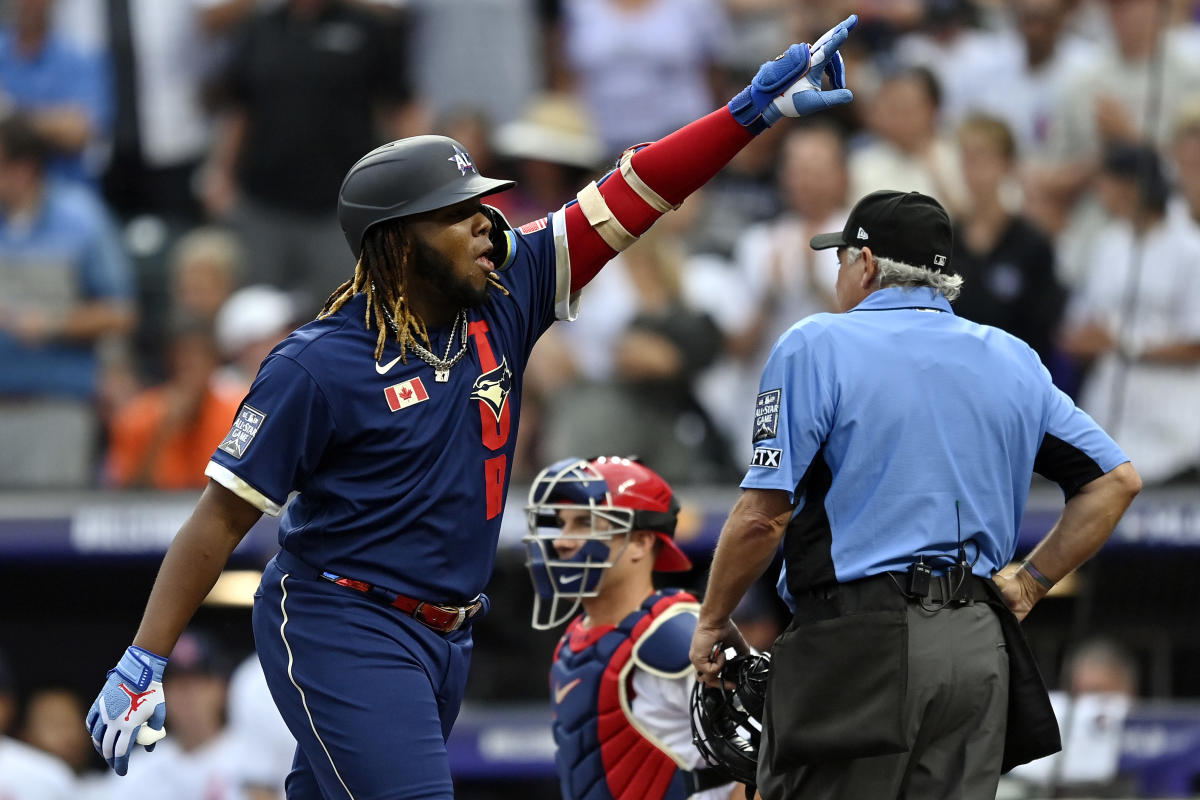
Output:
top-left (859, 246), bottom-right (879, 291)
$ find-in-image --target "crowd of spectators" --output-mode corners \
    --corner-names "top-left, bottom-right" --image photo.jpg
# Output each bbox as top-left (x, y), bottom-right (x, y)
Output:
top-left (2, 0), bottom-right (1197, 494)
top-left (1, 0), bottom-right (1199, 796)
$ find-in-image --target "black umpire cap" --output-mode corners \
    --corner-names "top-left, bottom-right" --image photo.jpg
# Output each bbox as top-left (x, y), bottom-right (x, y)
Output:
top-left (810, 190), bottom-right (953, 272)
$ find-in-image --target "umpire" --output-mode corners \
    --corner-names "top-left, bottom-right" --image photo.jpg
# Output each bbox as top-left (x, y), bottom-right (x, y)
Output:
top-left (690, 190), bottom-right (1141, 798)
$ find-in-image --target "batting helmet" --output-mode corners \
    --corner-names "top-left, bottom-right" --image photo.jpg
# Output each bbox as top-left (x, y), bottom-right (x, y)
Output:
top-left (690, 648), bottom-right (771, 787)
top-left (523, 456), bottom-right (690, 630)
top-left (337, 135), bottom-right (516, 257)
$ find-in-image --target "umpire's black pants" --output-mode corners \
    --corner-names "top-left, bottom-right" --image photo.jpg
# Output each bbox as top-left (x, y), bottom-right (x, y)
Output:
top-left (759, 578), bottom-right (1009, 800)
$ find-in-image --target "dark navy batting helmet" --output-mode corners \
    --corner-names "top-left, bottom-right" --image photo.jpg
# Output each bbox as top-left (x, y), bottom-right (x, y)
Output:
top-left (337, 135), bottom-right (516, 257)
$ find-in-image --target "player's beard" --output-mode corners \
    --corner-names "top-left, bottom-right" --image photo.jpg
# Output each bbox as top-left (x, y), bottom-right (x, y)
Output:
top-left (410, 238), bottom-right (491, 309)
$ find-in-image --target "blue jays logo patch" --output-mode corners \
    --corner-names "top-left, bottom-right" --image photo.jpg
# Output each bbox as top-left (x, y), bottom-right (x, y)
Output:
top-left (472, 358), bottom-right (512, 422)
top-left (753, 389), bottom-right (781, 442)
top-left (218, 404), bottom-right (266, 459)
top-left (449, 145), bottom-right (477, 176)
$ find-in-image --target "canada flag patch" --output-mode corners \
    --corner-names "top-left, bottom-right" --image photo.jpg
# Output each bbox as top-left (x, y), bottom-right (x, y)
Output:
top-left (384, 377), bottom-right (429, 412)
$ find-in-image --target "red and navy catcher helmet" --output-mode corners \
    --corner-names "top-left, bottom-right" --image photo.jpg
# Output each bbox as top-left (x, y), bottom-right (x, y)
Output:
top-left (523, 456), bottom-right (691, 630)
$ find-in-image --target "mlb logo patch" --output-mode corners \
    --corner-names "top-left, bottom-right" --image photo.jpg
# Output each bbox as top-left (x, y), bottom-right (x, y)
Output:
top-left (218, 404), bottom-right (266, 459)
top-left (751, 447), bottom-right (782, 468)
top-left (753, 389), bottom-right (781, 442)
top-left (384, 377), bottom-right (429, 412)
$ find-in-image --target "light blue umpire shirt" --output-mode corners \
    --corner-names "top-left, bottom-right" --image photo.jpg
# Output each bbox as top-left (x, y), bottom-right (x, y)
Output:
top-left (740, 286), bottom-right (1129, 613)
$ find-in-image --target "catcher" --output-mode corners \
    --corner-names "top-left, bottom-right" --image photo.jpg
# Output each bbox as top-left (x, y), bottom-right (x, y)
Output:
top-left (524, 456), bottom-right (744, 800)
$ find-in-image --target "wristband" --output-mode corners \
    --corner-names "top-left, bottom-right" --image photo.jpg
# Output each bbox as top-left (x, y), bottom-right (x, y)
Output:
top-left (1021, 560), bottom-right (1055, 590)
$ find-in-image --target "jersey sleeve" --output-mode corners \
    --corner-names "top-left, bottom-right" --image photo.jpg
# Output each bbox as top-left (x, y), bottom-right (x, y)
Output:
top-left (504, 212), bottom-right (581, 346)
top-left (205, 354), bottom-right (335, 515)
top-left (629, 668), bottom-right (703, 770)
top-left (1035, 375), bottom-right (1129, 499)
top-left (741, 327), bottom-right (834, 503)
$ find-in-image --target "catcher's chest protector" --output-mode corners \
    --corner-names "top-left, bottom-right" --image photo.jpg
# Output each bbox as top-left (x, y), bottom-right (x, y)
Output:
top-left (550, 591), bottom-right (697, 800)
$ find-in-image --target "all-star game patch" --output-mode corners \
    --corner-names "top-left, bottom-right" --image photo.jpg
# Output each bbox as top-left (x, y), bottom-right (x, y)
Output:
top-left (218, 404), bottom-right (266, 459)
top-left (753, 389), bottom-right (781, 442)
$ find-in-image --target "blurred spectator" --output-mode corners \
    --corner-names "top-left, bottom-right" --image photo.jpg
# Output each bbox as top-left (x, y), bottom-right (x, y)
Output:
top-left (406, 0), bottom-right (542, 130)
top-left (951, 113), bottom-right (1066, 366)
top-left (19, 687), bottom-right (93, 774)
top-left (201, 0), bottom-right (414, 314)
top-left (125, 225), bottom-right (246, 382)
top-left (55, 1), bottom-right (255, 224)
top-left (213, 283), bottom-right (300, 391)
top-left (0, 0), bottom-right (110, 185)
top-left (540, 220), bottom-right (734, 484)
top-left (1168, 97), bottom-right (1200, 234)
top-left (491, 92), bottom-right (606, 226)
top-left (169, 226), bottom-right (244, 329)
top-left (0, 649), bottom-right (76, 800)
top-left (946, 0), bottom-right (1098, 158)
top-left (104, 317), bottom-right (243, 490)
top-left (225, 655), bottom-right (293, 800)
top-left (893, 0), bottom-right (1009, 126)
top-left (1032, 0), bottom-right (1200, 259)
top-left (1059, 143), bottom-right (1200, 485)
top-left (848, 65), bottom-right (968, 215)
top-left (1064, 636), bottom-right (1140, 697)
top-left (697, 122), bottom-right (847, 465)
top-left (557, 0), bottom-right (733, 161)
top-left (117, 630), bottom-right (252, 799)
top-left (0, 113), bottom-right (134, 488)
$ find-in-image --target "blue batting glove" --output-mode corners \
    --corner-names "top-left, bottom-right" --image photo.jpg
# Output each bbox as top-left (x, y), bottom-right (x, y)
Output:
top-left (86, 646), bottom-right (168, 776)
top-left (728, 14), bottom-right (858, 133)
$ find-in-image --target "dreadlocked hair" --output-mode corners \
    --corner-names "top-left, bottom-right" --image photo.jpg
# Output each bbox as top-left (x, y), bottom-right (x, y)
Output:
top-left (317, 219), bottom-right (511, 362)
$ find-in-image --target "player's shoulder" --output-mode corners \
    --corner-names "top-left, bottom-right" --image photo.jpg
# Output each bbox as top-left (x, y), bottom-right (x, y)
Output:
top-left (632, 591), bottom-right (700, 678)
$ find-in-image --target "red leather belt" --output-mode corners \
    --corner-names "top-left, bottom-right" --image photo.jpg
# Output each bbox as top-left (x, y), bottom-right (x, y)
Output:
top-left (320, 571), bottom-right (483, 633)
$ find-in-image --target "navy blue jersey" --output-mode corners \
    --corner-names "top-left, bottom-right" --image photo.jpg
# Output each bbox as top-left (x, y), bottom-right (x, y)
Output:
top-left (207, 213), bottom-right (576, 602)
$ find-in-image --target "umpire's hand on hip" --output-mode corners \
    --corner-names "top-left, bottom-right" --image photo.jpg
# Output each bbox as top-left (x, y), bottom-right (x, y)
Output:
top-left (87, 645), bottom-right (168, 775)
top-left (728, 14), bottom-right (857, 134)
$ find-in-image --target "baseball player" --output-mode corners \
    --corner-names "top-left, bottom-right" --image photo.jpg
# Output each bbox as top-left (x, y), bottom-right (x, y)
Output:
top-left (85, 15), bottom-right (859, 799)
top-left (525, 457), bottom-right (741, 800)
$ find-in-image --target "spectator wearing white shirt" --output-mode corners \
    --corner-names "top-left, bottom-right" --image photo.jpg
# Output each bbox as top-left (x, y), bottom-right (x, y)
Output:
top-left (1059, 143), bottom-right (1200, 485)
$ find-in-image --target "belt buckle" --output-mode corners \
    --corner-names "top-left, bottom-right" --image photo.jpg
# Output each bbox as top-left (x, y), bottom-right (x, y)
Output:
top-left (414, 601), bottom-right (466, 632)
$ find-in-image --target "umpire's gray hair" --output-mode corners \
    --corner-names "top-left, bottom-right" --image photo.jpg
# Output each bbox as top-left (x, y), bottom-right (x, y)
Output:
top-left (845, 246), bottom-right (963, 302)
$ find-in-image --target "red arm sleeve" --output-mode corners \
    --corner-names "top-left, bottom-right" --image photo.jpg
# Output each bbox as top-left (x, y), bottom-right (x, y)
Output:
top-left (566, 108), bottom-right (755, 293)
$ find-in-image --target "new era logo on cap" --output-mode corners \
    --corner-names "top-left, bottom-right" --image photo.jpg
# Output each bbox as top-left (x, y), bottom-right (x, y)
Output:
top-left (809, 191), bottom-right (952, 272)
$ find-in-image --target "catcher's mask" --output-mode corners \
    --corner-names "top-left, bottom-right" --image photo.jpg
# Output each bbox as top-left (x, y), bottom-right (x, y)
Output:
top-left (337, 134), bottom-right (517, 262)
top-left (523, 456), bottom-right (689, 630)
top-left (690, 648), bottom-right (771, 787)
